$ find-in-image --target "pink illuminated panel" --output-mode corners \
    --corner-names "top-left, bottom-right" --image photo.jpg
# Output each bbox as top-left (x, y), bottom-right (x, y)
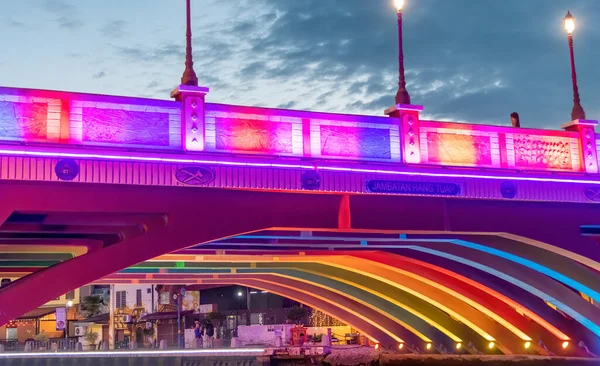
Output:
top-left (69, 100), bottom-right (181, 149)
top-left (597, 135), bottom-right (600, 169)
top-left (214, 117), bottom-right (294, 154)
top-left (204, 107), bottom-right (303, 156)
top-left (319, 125), bottom-right (392, 159)
top-left (0, 94), bottom-right (61, 142)
top-left (426, 133), bottom-right (492, 166)
top-left (419, 123), bottom-right (500, 168)
top-left (506, 133), bottom-right (580, 171)
top-left (310, 119), bottom-right (400, 162)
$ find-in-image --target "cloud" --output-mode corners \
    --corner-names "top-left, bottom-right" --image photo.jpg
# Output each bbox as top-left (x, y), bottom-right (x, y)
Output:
top-left (101, 20), bottom-right (126, 39)
top-left (7, 21), bottom-right (26, 29)
top-left (92, 71), bottom-right (107, 79)
top-left (43, 0), bottom-right (83, 30)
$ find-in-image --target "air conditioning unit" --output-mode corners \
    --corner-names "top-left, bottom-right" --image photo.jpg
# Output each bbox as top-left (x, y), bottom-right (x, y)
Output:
top-left (122, 315), bottom-right (133, 323)
top-left (74, 326), bottom-right (87, 336)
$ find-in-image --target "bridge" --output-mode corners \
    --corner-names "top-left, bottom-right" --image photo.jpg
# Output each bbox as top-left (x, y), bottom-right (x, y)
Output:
top-left (1, 82), bottom-right (600, 357)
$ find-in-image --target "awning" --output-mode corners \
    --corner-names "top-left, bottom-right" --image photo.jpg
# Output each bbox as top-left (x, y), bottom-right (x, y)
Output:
top-left (140, 310), bottom-right (193, 321)
top-left (17, 307), bottom-right (58, 320)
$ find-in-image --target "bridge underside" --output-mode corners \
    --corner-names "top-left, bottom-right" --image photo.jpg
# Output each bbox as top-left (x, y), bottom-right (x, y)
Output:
top-left (1, 180), bottom-right (600, 356)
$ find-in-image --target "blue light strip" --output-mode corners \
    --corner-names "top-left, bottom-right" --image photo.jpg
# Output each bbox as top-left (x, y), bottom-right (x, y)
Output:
top-left (399, 245), bottom-right (600, 337)
top-left (450, 239), bottom-right (600, 303)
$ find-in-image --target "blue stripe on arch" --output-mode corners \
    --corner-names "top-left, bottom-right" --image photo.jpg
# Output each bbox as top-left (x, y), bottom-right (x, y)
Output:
top-left (402, 245), bottom-right (600, 337)
top-left (450, 239), bottom-right (600, 303)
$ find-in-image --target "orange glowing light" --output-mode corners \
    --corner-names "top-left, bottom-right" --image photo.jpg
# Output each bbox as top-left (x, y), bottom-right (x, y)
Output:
top-left (564, 12), bottom-right (575, 34)
top-left (394, 0), bottom-right (405, 11)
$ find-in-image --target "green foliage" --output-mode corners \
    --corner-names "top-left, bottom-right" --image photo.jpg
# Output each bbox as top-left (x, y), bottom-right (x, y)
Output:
top-left (80, 295), bottom-right (105, 318)
top-left (83, 330), bottom-right (99, 345)
top-left (206, 311), bottom-right (226, 323)
top-left (34, 332), bottom-right (49, 342)
top-left (286, 306), bottom-right (309, 325)
top-left (313, 333), bottom-right (323, 343)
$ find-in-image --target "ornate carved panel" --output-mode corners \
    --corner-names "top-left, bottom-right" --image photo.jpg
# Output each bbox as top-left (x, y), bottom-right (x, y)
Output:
top-left (0, 101), bottom-right (48, 140)
top-left (512, 135), bottom-right (574, 170)
top-left (320, 125), bottom-right (391, 159)
top-left (82, 108), bottom-right (171, 147)
top-left (426, 133), bottom-right (492, 166)
top-left (214, 117), bottom-right (293, 154)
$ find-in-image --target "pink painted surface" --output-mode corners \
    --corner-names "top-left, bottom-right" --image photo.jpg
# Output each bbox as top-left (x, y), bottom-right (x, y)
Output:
top-left (82, 108), bottom-right (171, 147)
top-left (426, 133), bottom-right (492, 166)
top-left (0, 101), bottom-right (47, 140)
top-left (512, 135), bottom-right (574, 171)
top-left (214, 117), bottom-right (293, 154)
top-left (319, 125), bottom-right (391, 159)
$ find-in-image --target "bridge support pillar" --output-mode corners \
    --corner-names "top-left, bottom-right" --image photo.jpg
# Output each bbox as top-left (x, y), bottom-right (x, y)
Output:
top-left (562, 119), bottom-right (599, 174)
top-left (171, 84), bottom-right (210, 152)
top-left (385, 104), bottom-right (424, 164)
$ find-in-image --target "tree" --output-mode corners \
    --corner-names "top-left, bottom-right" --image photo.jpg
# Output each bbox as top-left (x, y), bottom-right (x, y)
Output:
top-left (34, 332), bottom-right (49, 342)
top-left (80, 296), bottom-right (105, 318)
top-left (83, 330), bottom-right (99, 345)
top-left (286, 306), bottom-right (309, 326)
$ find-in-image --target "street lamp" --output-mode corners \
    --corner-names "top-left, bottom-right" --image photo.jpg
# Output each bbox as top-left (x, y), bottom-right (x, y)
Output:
top-left (181, 0), bottom-right (198, 86)
top-left (563, 11), bottom-right (586, 121)
top-left (65, 301), bottom-right (73, 341)
top-left (394, 0), bottom-right (411, 105)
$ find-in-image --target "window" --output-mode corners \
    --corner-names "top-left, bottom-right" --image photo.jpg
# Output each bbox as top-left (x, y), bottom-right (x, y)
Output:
top-left (115, 291), bottom-right (127, 309)
top-left (136, 289), bottom-right (142, 307)
top-left (147, 288), bottom-right (152, 294)
top-left (66, 291), bottom-right (75, 300)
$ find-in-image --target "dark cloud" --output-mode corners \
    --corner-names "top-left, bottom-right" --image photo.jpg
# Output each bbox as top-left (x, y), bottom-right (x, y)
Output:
top-left (43, 1), bottom-right (83, 30)
top-left (101, 20), bottom-right (127, 39)
top-left (92, 71), bottom-right (107, 79)
top-left (228, 0), bottom-right (600, 126)
top-left (277, 101), bottom-right (297, 109)
top-left (7, 21), bottom-right (26, 28)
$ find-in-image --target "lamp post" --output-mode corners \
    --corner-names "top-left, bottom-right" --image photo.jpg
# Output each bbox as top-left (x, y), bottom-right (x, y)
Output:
top-left (181, 0), bottom-right (198, 86)
top-left (564, 11), bottom-right (586, 121)
top-left (65, 300), bottom-right (73, 341)
top-left (394, 0), bottom-right (411, 105)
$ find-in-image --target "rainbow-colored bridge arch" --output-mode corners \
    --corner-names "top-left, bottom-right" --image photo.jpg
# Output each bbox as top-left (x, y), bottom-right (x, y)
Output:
top-left (4, 230), bottom-right (600, 356)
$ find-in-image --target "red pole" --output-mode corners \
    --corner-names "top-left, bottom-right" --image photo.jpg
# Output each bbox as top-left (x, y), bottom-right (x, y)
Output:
top-left (395, 10), bottom-right (411, 105)
top-left (568, 32), bottom-right (585, 120)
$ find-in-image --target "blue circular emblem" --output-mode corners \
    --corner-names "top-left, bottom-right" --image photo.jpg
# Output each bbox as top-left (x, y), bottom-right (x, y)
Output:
top-left (55, 159), bottom-right (80, 181)
top-left (175, 166), bottom-right (215, 186)
top-left (500, 181), bottom-right (517, 199)
top-left (301, 171), bottom-right (321, 190)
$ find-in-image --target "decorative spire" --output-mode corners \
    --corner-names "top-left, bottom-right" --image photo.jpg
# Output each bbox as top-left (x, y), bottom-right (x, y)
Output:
top-left (181, 0), bottom-right (198, 86)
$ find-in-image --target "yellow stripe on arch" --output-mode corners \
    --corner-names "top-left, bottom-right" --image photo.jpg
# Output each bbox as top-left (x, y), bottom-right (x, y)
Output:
top-left (219, 270), bottom-right (432, 343)
top-left (204, 277), bottom-right (382, 344)
top-left (312, 256), bottom-right (530, 341)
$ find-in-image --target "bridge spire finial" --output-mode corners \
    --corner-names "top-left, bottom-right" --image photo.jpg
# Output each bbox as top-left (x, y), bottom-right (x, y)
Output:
top-left (181, 0), bottom-right (199, 86)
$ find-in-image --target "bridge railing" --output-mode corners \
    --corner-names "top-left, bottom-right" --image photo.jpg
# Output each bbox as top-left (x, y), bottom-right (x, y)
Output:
top-left (1, 86), bottom-right (598, 174)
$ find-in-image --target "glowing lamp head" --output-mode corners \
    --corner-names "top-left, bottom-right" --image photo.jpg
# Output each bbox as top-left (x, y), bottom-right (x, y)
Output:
top-left (398, 343), bottom-right (404, 350)
top-left (564, 11), bottom-right (575, 34)
top-left (524, 342), bottom-right (531, 349)
top-left (488, 342), bottom-right (495, 349)
top-left (562, 341), bottom-right (569, 349)
top-left (394, 0), bottom-right (405, 12)
top-left (374, 344), bottom-right (380, 350)
top-left (456, 343), bottom-right (462, 350)
top-left (66, 300), bottom-right (74, 307)
top-left (426, 343), bottom-right (432, 350)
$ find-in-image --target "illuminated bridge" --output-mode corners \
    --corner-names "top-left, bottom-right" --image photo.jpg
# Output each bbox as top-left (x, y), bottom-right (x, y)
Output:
top-left (1, 83), bottom-right (600, 357)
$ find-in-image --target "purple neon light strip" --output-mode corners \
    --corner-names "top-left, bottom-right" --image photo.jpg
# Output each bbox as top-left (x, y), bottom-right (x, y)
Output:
top-left (1, 148), bottom-right (600, 185)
